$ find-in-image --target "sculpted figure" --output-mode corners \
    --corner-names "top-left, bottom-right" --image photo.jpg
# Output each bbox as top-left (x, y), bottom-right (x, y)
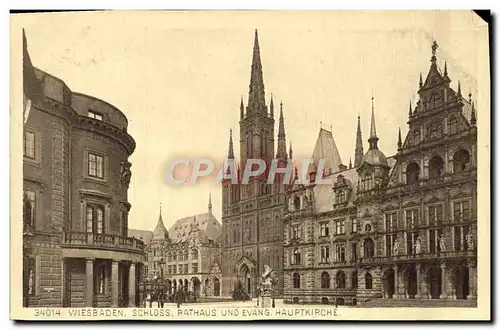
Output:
top-left (439, 234), bottom-right (446, 252)
top-left (466, 231), bottom-right (475, 250)
top-left (414, 236), bottom-right (422, 254)
top-left (120, 160), bottom-right (132, 187)
top-left (393, 238), bottom-right (399, 256)
top-left (261, 265), bottom-right (274, 286)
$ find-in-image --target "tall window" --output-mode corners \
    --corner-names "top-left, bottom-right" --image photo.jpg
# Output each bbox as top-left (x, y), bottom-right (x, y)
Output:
top-left (351, 218), bottom-right (358, 233)
top-left (406, 163), bottom-right (420, 184)
top-left (453, 149), bottom-right (471, 173)
top-left (233, 227), bottom-right (238, 244)
top-left (321, 272), bottom-right (330, 289)
top-left (183, 264), bottom-right (188, 274)
top-left (88, 153), bottom-right (104, 179)
top-left (336, 271), bottom-right (346, 289)
top-left (362, 174), bottom-right (373, 191)
top-left (406, 209), bottom-right (419, 229)
top-left (86, 204), bottom-right (104, 234)
top-left (192, 263), bottom-right (198, 274)
top-left (121, 211), bottom-right (128, 237)
top-left (414, 131), bottom-right (421, 144)
top-left (320, 246), bottom-right (330, 263)
top-left (23, 131), bottom-right (35, 159)
top-left (429, 205), bottom-right (443, 226)
top-left (335, 244), bottom-right (345, 262)
top-left (292, 248), bottom-right (301, 265)
top-left (88, 110), bottom-right (103, 121)
top-left (23, 190), bottom-right (36, 228)
top-left (352, 271), bottom-right (358, 289)
top-left (453, 201), bottom-right (470, 222)
top-left (335, 190), bottom-right (347, 204)
top-left (385, 213), bottom-right (398, 231)
top-left (293, 272), bottom-right (300, 289)
top-left (291, 225), bottom-right (300, 239)
top-left (27, 257), bottom-right (36, 295)
top-left (351, 243), bottom-right (357, 261)
top-left (429, 156), bottom-right (445, 179)
top-left (336, 220), bottom-right (345, 235)
top-left (320, 222), bottom-right (329, 237)
top-left (95, 265), bottom-right (105, 294)
top-left (363, 238), bottom-right (375, 258)
top-left (191, 249), bottom-right (198, 260)
top-left (365, 273), bottom-right (373, 289)
top-left (449, 116), bottom-right (458, 135)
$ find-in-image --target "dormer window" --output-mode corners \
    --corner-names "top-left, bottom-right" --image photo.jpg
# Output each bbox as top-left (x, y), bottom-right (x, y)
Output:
top-left (335, 190), bottom-right (347, 205)
top-left (293, 196), bottom-right (301, 210)
top-left (88, 110), bottom-right (103, 121)
top-left (361, 174), bottom-right (373, 191)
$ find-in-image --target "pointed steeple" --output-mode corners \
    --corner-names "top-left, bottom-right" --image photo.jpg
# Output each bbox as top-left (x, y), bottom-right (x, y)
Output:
top-left (349, 158), bottom-right (352, 169)
top-left (368, 94), bottom-right (379, 150)
top-left (270, 94), bottom-right (274, 118)
top-left (289, 141), bottom-right (293, 160)
top-left (152, 203), bottom-right (169, 241)
top-left (227, 129), bottom-right (235, 159)
top-left (276, 101), bottom-right (287, 159)
top-left (471, 101), bottom-right (477, 126)
top-left (247, 29), bottom-right (266, 115)
top-left (354, 114), bottom-right (364, 167)
top-left (457, 81), bottom-right (462, 97)
top-left (419, 73), bottom-right (423, 88)
top-left (208, 191), bottom-right (212, 214)
top-left (397, 127), bottom-right (402, 149)
top-left (240, 96), bottom-right (244, 120)
top-left (444, 61), bottom-right (448, 77)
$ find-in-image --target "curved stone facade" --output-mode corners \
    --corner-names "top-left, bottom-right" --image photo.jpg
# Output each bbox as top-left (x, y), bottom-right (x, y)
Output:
top-left (23, 34), bottom-right (144, 307)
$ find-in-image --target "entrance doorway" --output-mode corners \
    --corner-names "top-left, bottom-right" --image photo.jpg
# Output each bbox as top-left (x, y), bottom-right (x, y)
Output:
top-left (384, 268), bottom-right (395, 298)
top-left (214, 278), bottom-right (220, 296)
top-left (427, 266), bottom-right (442, 299)
top-left (453, 266), bottom-right (470, 299)
top-left (240, 264), bottom-right (251, 295)
top-left (405, 265), bottom-right (417, 298)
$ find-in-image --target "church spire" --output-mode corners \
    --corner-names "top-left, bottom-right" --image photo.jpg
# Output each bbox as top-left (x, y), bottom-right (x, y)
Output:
top-left (354, 114), bottom-right (364, 167)
top-left (228, 129), bottom-right (234, 159)
top-left (368, 94), bottom-right (379, 150)
top-left (397, 127), bottom-right (402, 149)
top-left (349, 158), bottom-right (352, 169)
top-left (471, 101), bottom-right (477, 126)
top-left (240, 96), bottom-right (244, 120)
top-left (408, 100), bottom-right (413, 117)
top-left (270, 94), bottom-right (274, 118)
top-left (289, 141), bottom-right (293, 160)
top-left (419, 72), bottom-right (423, 88)
top-left (276, 101), bottom-right (287, 159)
top-left (457, 81), bottom-right (462, 97)
top-left (208, 191), bottom-right (212, 213)
top-left (247, 29), bottom-right (266, 115)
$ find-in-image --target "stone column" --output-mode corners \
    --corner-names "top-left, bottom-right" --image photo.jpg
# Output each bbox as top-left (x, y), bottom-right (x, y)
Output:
top-left (415, 264), bottom-right (422, 298)
top-left (467, 260), bottom-right (477, 300)
top-left (61, 258), bottom-right (66, 307)
top-left (111, 260), bottom-right (119, 307)
top-left (128, 262), bottom-right (136, 307)
top-left (85, 259), bottom-right (94, 307)
top-left (393, 265), bottom-right (401, 299)
top-left (439, 262), bottom-right (447, 299)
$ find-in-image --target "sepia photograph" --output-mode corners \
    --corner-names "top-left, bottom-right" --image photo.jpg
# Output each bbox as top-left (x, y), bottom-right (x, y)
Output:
top-left (9, 10), bottom-right (490, 321)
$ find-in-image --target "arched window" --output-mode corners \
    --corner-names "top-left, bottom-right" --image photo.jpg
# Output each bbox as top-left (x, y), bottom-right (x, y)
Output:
top-left (292, 248), bottom-right (301, 265)
top-left (365, 272), bottom-right (373, 289)
top-left (363, 238), bottom-right (375, 258)
top-left (336, 271), bottom-right (346, 289)
top-left (406, 162), bottom-right (420, 185)
top-left (429, 156), bottom-right (445, 179)
top-left (293, 272), bottom-right (301, 289)
top-left (362, 174), bottom-right (373, 191)
top-left (191, 248), bottom-right (198, 260)
top-left (414, 130), bottom-right (421, 144)
top-left (453, 149), bottom-right (471, 173)
top-left (449, 116), bottom-right (458, 135)
top-left (293, 196), bottom-right (301, 210)
top-left (321, 271), bottom-right (330, 289)
top-left (351, 271), bottom-right (358, 289)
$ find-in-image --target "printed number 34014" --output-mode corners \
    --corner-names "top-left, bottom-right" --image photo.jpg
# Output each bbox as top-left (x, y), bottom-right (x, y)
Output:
top-left (34, 309), bottom-right (61, 317)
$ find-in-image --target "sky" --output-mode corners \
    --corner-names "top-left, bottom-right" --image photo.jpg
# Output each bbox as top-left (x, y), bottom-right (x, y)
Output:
top-left (14, 11), bottom-right (486, 231)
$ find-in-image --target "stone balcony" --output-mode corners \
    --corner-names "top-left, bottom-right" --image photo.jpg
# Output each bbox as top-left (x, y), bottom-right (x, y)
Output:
top-left (358, 249), bottom-right (477, 265)
top-left (61, 231), bottom-right (146, 262)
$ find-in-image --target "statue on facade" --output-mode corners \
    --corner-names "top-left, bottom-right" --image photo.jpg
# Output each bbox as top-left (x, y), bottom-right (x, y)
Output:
top-left (414, 236), bottom-right (422, 254)
top-left (466, 231), bottom-right (475, 250)
top-left (120, 160), bottom-right (132, 188)
top-left (392, 238), bottom-right (399, 256)
top-left (439, 234), bottom-right (446, 252)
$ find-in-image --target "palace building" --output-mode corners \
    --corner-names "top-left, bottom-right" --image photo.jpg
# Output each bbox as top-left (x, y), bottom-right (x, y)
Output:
top-left (22, 30), bottom-right (146, 308)
top-left (220, 30), bottom-right (291, 297)
top-left (283, 41), bottom-right (477, 305)
top-left (129, 194), bottom-right (223, 297)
